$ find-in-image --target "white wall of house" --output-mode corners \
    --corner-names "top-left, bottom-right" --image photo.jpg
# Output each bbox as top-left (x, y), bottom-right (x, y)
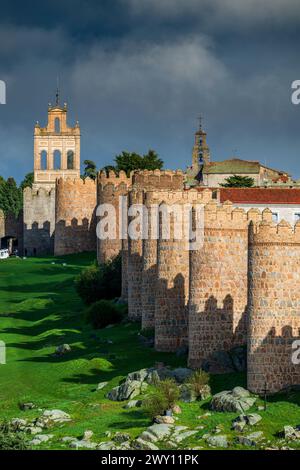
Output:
top-left (232, 203), bottom-right (300, 225)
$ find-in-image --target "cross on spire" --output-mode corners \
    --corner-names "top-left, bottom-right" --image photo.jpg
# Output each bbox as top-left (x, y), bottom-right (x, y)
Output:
top-left (55, 77), bottom-right (60, 106)
top-left (198, 114), bottom-right (203, 130)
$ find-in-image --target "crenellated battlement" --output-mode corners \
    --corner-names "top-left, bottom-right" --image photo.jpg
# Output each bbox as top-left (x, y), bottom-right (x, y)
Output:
top-left (23, 186), bottom-right (55, 199)
top-left (56, 176), bottom-right (96, 188)
top-left (98, 170), bottom-right (132, 190)
top-left (250, 218), bottom-right (300, 243)
top-left (144, 188), bottom-right (213, 206)
top-left (132, 169), bottom-right (184, 190)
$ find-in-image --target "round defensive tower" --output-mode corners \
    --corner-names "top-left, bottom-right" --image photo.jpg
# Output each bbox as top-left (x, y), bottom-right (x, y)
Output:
top-left (188, 201), bottom-right (254, 370)
top-left (248, 219), bottom-right (300, 394)
top-left (97, 170), bottom-right (132, 265)
top-left (154, 189), bottom-right (212, 352)
top-left (55, 177), bottom-right (97, 255)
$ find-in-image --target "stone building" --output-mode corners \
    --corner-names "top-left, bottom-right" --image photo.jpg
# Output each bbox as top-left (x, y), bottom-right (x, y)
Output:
top-left (16, 99), bottom-right (300, 394)
top-left (186, 123), bottom-right (289, 187)
top-left (23, 96), bottom-right (96, 256)
top-left (97, 169), bottom-right (300, 394)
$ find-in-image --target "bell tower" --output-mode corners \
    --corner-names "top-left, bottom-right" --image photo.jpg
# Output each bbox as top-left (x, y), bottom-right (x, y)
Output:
top-left (191, 117), bottom-right (210, 172)
top-left (33, 90), bottom-right (80, 190)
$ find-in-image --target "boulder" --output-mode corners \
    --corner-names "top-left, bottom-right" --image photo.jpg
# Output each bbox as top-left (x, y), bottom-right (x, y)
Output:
top-left (41, 409), bottom-right (71, 423)
top-left (107, 380), bottom-right (144, 401)
top-left (19, 402), bottom-right (36, 411)
top-left (232, 413), bottom-right (262, 431)
top-left (172, 368), bottom-right (193, 383)
top-left (126, 369), bottom-right (149, 383)
top-left (206, 435), bottom-right (228, 448)
top-left (140, 424), bottom-right (173, 443)
top-left (70, 440), bottom-right (98, 449)
top-left (180, 384), bottom-right (198, 403)
top-left (172, 405), bottom-right (182, 414)
top-left (55, 344), bottom-right (71, 356)
top-left (96, 382), bottom-right (108, 391)
top-left (10, 418), bottom-right (28, 431)
top-left (198, 384), bottom-right (211, 400)
top-left (133, 438), bottom-right (159, 451)
top-left (173, 430), bottom-right (197, 443)
top-left (123, 400), bottom-right (143, 409)
top-left (237, 431), bottom-right (264, 447)
top-left (29, 434), bottom-right (53, 446)
top-left (97, 441), bottom-right (116, 450)
top-left (83, 430), bottom-right (94, 441)
top-left (210, 387), bottom-right (256, 413)
top-left (113, 432), bottom-right (131, 444)
top-left (282, 425), bottom-right (300, 440)
top-left (154, 415), bottom-right (175, 425)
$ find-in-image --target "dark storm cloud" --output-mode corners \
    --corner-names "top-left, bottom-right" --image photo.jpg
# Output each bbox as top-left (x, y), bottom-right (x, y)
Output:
top-left (1, 0), bottom-right (300, 182)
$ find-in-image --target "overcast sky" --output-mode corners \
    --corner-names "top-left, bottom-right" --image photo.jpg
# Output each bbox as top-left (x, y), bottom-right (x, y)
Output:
top-left (1, 0), bottom-right (300, 182)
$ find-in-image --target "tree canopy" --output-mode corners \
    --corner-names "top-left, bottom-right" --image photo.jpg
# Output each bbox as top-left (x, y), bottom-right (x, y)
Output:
top-left (0, 177), bottom-right (23, 217)
top-left (102, 149), bottom-right (163, 176)
top-left (220, 175), bottom-right (255, 188)
top-left (20, 172), bottom-right (34, 191)
top-left (83, 160), bottom-right (97, 180)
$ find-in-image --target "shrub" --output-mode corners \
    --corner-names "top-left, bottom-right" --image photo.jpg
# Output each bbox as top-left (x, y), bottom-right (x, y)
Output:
top-left (159, 378), bottom-right (180, 410)
top-left (0, 421), bottom-right (29, 450)
top-left (75, 254), bottom-right (122, 305)
top-left (185, 369), bottom-right (210, 397)
top-left (140, 328), bottom-right (155, 339)
top-left (143, 392), bottom-right (168, 419)
top-left (143, 378), bottom-right (180, 419)
top-left (84, 299), bottom-right (125, 329)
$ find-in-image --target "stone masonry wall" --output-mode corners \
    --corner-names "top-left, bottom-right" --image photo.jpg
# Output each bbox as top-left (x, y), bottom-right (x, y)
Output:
top-left (54, 177), bottom-right (97, 255)
top-left (97, 170), bottom-right (132, 265)
top-left (188, 203), bottom-right (272, 370)
top-left (248, 220), bottom-right (300, 393)
top-left (154, 189), bottom-right (212, 352)
top-left (23, 187), bottom-right (56, 256)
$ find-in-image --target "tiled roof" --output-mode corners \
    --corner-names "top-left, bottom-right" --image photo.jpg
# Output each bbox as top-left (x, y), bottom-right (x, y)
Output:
top-left (203, 159), bottom-right (260, 174)
top-left (219, 188), bottom-right (300, 204)
top-left (202, 158), bottom-right (287, 175)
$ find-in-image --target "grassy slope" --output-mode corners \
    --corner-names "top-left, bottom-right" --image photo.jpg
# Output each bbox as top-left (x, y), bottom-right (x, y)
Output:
top-left (0, 253), bottom-right (299, 450)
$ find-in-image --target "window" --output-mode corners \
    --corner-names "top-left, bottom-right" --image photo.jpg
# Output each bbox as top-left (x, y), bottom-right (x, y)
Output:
top-left (294, 213), bottom-right (300, 222)
top-left (53, 150), bottom-right (61, 170)
top-left (40, 150), bottom-right (47, 170)
top-left (67, 150), bottom-right (74, 170)
top-left (272, 212), bottom-right (279, 223)
top-left (54, 117), bottom-right (60, 133)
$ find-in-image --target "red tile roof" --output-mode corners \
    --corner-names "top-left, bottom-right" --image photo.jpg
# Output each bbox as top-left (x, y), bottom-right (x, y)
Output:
top-left (219, 188), bottom-right (300, 205)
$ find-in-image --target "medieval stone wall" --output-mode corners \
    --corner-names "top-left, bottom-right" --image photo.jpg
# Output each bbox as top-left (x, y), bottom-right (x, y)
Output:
top-left (97, 170), bottom-right (132, 264)
top-left (54, 177), bottom-right (97, 256)
top-left (23, 187), bottom-right (56, 256)
top-left (248, 220), bottom-right (300, 393)
top-left (128, 171), bottom-right (185, 321)
top-left (188, 204), bottom-right (272, 370)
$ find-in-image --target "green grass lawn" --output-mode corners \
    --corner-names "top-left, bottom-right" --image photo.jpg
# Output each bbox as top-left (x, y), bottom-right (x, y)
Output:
top-left (0, 253), bottom-right (299, 450)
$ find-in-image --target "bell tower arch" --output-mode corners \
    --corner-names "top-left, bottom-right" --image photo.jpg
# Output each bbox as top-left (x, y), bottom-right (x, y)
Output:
top-left (33, 93), bottom-right (80, 190)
